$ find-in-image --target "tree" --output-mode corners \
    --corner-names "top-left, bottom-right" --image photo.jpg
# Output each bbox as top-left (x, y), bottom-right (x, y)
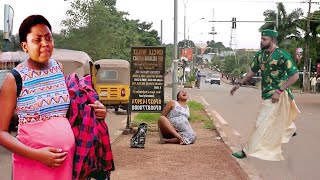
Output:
top-left (0, 32), bottom-right (21, 52)
top-left (60, 0), bottom-right (160, 60)
top-left (178, 40), bottom-right (195, 49)
top-left (221, 56), bottom-right (237, 74)
top-left (165, 43), bottom-right (174, 71)
top-left (205, 40), bottom-right (231, 54)
top-left (260, 2), bottom-right (303, 46)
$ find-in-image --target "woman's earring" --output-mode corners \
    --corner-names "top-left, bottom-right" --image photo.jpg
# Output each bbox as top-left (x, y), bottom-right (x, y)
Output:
top-left (25, 50), bottom-right (28, 53)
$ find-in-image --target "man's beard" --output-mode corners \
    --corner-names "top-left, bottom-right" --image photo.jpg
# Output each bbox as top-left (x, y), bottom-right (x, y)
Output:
top-left (260, 42), bottom-right (271, 50)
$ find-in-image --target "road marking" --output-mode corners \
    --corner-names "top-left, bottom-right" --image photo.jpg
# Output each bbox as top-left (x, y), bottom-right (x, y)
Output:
top-left (232, 129), bottom-right (241, 136)
top-left (200, 96), bottom-right (210, 106)
top-left (212, 110), bottom-right (228, 125)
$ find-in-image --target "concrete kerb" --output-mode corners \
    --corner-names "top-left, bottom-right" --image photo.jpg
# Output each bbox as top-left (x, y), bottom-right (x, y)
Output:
top-left (202, 105), bottom-right (262, 180)
top-left (110, 113), bottom-right (139, 144)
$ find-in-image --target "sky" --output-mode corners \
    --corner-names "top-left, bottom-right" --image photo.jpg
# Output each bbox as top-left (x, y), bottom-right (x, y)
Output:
top-left (1, 0), bottom-right (320, 49)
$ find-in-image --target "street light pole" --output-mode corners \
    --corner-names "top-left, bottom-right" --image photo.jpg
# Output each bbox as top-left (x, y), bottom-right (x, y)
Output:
top-left (303, 0), bottom-right (312, 92)
top-left (173, 0), bottom-right (179, 100)
top-left (187, 17), bottom-right (205, 47)
top-left (275, 2), bottom-right (279, 31)
top-left (187, 17), bottom-right (205, 73)
top-left (183, 0), bottom-right (189, 48)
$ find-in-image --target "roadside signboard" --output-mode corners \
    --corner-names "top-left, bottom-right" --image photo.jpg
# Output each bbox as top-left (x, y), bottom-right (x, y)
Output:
top-left (130, 47), bottom-right (165, 112)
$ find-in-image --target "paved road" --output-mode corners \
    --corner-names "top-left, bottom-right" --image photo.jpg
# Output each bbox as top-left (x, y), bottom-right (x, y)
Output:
top-left (0, 110), bottom-right (128, 180)
top-left (194, 69), bottom-right (320, 180)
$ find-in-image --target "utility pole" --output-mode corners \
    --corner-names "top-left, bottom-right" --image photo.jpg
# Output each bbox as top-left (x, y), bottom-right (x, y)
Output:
top-left (172, 0), bottom-right (178, 100)
top-left (160, 20), bottom-right (163, 45)
top-left (229, 17), bottom-right (237, 50)
top-left (229, 17), bottom-right (237, 66)
top-left (208, 9), bottom-right (217, 43)
top-left (303, 0), bottom-right (312, 92)
top-left (183, 0), bottom-right (189, 49)
top-left (275, 2), bottom-right (279, 31)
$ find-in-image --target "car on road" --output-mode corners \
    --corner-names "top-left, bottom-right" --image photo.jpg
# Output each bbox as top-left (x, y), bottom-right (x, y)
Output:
top-left (205, 73), bottom-right (221, 85)
top-left (205, 73), bottom-right (213, 83)
top-left (210, 74), bottom-right (221, 85)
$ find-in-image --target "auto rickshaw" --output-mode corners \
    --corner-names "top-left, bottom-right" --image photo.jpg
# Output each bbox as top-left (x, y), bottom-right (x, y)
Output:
top-left (90, 59), bottom-right (130, 112)
top-left (51, 48), bottom-right (92, 77)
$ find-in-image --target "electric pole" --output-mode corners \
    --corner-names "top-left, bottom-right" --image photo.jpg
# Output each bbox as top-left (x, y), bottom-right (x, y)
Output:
top-left (209, 9), bottom-right (217, 43)
top-left (173, 0), bottom-right (178, 100)
top-left (303, 0), bottom-right (312, 92)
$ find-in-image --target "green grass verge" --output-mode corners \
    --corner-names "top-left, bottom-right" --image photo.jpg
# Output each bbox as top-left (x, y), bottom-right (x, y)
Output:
top-left (133, 113), bottom-right (161, 126)
top-left (132, 100), bottom-right (215, 130)
top-left (187, 100), bottom-right (204, 111)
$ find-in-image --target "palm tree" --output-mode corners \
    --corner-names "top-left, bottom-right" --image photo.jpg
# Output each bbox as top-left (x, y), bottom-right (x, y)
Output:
top-left (260, 2), bottom-right (303, 46)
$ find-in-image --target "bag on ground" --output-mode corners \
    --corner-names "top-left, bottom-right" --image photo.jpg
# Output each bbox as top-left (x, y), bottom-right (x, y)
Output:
top-left (130, 123), bottom-right (148, 148)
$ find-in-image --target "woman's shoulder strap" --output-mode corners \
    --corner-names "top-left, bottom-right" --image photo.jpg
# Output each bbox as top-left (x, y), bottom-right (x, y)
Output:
top-left (10, 69), bottom-right (22, 97)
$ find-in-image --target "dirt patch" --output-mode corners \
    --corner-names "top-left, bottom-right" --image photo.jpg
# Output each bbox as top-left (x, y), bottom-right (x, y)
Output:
top-left (110, 122), bottom-right (248, 180)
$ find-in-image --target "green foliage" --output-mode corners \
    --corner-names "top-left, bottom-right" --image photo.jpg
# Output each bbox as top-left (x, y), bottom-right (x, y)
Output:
top-left (133, 113), bottom-right (161, 125)
top-left (187, 100), bottom-right (204, 111)
top-left (132, 100), bottom-right (214, 130)
top-left (187, 101), bottom-right (215, 129)
top-left (203, 118), bottom-right (215, 130)
top-left (260, 3), bottom-right (319, 70)
top-left (178, 40), bottom-right (195, 48)
top-left (205, 40), bottom-right (232, 54)
top-left (221, 55), bottom-right (237, 74)
top-left (165, 44), bottom-right (174, 71)
top-left (187, 75), bottom-right (196, 82)
top-left (260, 2), bottom-right (303, 45)
top-left (57, 0), bottom-right (160, 60)
top-left (0, 32), bottom-right (21, 52)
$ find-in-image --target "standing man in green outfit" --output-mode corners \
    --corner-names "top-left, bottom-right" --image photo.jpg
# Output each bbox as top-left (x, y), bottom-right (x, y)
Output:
top-left (230, 29), bottom-right (300, 161)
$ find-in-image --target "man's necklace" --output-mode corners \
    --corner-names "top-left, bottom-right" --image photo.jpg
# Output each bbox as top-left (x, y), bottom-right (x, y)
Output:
top-left (262, 47), bottom-right (277, 64)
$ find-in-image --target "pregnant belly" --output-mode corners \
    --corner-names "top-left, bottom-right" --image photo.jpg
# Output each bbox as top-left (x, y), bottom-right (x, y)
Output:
top-left (17, 117), bottom-right (75, 152)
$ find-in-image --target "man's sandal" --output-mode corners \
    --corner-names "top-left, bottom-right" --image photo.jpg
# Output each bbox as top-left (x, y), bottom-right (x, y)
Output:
top-left (232, 150), bottom-right (247, 159)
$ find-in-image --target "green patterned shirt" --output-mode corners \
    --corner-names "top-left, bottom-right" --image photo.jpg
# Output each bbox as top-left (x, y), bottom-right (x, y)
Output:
top-left (250, 48), bottom-right (298, 100)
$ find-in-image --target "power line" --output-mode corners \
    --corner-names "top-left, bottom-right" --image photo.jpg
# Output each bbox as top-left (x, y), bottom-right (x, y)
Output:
top-left (209, 20), bottom-right (275, 23)
top-left (216, 0), bottom-right (320, 3)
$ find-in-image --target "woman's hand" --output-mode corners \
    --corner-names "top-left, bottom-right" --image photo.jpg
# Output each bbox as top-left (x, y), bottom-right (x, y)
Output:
top-left (35, 147), bottom-right (68, 168)
top-left (89, 100), bottom-right (107, 119)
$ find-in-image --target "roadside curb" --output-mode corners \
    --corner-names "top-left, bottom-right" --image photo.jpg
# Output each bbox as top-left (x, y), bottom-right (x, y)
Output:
top-left (202, 107), bottom-right (262, 180)
top-left (110, 113), bottom-right (138, 145)
top-left (191, 94), bottom-right (259, 179)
